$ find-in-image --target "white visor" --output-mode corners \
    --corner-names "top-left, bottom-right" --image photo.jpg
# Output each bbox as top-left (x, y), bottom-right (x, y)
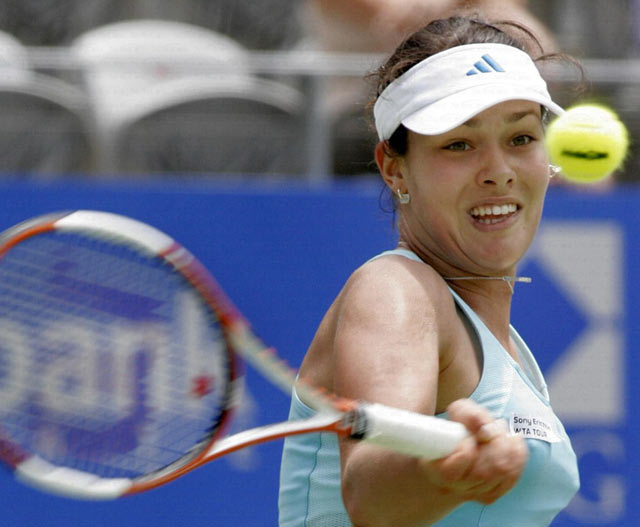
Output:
top-left (373, 43), bottom-right (564, 141)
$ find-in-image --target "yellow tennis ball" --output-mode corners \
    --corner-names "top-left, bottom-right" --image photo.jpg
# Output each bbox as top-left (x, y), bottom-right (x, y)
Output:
top-left (545, 103), bottom-right (629, 184)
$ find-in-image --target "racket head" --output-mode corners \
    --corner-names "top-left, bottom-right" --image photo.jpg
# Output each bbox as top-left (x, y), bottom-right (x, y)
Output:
top-left (0, 210), bottom-right (243, 499)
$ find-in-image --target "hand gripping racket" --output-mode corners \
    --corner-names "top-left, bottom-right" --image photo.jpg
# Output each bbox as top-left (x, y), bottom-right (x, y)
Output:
top-left (0, 210), bottom-right (468, 500)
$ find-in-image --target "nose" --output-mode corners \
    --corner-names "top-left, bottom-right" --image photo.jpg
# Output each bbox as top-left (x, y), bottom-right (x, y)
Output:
top-left (476, 146), bottom-right (516, 189)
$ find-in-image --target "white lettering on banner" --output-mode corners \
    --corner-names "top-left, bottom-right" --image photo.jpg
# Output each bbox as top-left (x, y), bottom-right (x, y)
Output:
top-left (109, 320), bottom-right (172, 413)
top-left (0, 291), bottom-right (226, 421)
top-left (0, 319), bottom-right (29, 408)
top-left (509, 412), bottom-right (561, 443)
top-left (107, 325), bottom-right (139, 415)
top-left (39, 324), bottom-right (101, 415)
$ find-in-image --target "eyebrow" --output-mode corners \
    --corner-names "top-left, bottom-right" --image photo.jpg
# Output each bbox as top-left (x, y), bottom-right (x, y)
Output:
top-left (462, 109), bottom-right (540, 128)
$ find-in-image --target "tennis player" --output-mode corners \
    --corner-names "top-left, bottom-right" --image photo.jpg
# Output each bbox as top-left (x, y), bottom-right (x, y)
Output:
top-left (279, 15), bottom-right (580, 527)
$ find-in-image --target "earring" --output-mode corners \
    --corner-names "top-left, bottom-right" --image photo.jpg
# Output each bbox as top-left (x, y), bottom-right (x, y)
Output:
top-left (395, 188), bottom-right (411, 205)
top-left (549, 164), bottom-right (561, 178)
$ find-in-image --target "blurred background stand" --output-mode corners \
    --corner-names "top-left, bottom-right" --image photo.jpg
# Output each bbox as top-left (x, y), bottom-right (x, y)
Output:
top-left (0, 28), bottom-right (92, 179)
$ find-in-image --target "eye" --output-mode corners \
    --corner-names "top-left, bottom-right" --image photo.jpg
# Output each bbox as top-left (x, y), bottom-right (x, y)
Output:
top-left (511, 134), bottom-right (534, 146)
top-left (445, 141), bottom-right (471, 151)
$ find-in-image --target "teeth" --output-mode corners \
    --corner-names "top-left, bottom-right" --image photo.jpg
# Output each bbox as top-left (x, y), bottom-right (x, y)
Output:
top-left (477, 217), bottom-right (506, 224)
top-left (470, 204), bottom-right (517, 218)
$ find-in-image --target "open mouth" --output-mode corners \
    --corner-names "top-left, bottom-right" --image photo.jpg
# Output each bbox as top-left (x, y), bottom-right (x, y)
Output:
top-left (470, 203), bottom-right (519, 225)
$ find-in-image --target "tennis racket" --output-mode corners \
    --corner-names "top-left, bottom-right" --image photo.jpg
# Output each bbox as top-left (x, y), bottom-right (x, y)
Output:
top-left (0, 210), bottom-right (468, 500)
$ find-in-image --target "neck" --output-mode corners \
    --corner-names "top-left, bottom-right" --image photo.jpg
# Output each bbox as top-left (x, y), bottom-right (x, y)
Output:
top-left (396, 240), bottom-right (518, 351)
top-left (444, 275), bottom-right (531, 294)
top-left (396, 240), bottom-right (531, 294)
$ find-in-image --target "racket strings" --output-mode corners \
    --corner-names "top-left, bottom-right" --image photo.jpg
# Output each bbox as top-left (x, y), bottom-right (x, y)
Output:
top-left (0, 231), bottom-right (234, 481)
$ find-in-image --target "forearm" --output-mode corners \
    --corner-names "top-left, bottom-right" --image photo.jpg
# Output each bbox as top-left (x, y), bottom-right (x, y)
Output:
top-left (341, 443), bottom-right (464, 527)
top-left (339, 401), bottom-right (529, 526)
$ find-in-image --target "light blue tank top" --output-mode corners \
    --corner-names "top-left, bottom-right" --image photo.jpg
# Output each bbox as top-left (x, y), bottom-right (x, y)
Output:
top-left (278, 249), bottom-right (579, 527)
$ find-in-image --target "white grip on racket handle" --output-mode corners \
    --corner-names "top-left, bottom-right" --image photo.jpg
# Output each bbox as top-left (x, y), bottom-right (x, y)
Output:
top-left (352, 403), bottom-right (469, 459)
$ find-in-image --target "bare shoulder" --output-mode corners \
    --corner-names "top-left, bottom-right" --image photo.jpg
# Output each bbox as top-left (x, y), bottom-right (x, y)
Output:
top-left (337, 253), bottom-right (456, 332)
top-left (327, 254), bottom-right (461, 406)
top-left (300, 252), bottom-right (461, 408)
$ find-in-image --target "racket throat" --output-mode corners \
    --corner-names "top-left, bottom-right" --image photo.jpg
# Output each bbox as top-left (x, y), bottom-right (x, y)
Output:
top-left (344, 408), bottom-right (369, 440)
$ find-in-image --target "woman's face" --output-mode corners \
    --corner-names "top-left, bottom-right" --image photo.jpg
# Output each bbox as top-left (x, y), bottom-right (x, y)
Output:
top-left (382, 100), bottom-right (550, 277)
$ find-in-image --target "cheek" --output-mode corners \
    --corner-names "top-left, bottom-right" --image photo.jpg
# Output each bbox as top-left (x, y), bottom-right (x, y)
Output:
top-left (532, 170), bottom-right (550, 197)
top-left (534, 164), bottom-right (552, 198)
top-left (525, 175), bottom-right (550, 233)
top-left (520, 148), bottom-right (551, 193)
top-left (531, 145), bottom-right (551, 176)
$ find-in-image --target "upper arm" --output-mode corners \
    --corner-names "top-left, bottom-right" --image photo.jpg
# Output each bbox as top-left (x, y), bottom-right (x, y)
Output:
top-left (331, 257), bottom-right (449, 416)
top-left (331, 257), bottom-right (462, 523)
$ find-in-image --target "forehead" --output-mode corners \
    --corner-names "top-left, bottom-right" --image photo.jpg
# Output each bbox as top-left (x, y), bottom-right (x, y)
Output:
top-left (461, 100), bottom-right (543, 128)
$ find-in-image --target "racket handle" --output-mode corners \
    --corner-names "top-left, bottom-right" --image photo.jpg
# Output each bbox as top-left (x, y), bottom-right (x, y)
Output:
top-left (351, 403), bottom-right (469, 459)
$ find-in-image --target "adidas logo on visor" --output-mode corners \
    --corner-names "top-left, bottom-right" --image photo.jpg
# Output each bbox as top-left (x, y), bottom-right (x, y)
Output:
top-left (466, 54), bottom-right (505, 76)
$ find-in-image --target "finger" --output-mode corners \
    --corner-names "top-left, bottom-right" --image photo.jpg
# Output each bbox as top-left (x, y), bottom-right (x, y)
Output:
top-left (426, 435), bottom-right (477, 484)
top-left (475, 480), bottom-right (510, 505)
top-left (469, 435), bottom-right (529, 481)
top-left (432, 466), bottom-right (510, 502)
top-left (477, 418), bottom-right (509, 443)
top-left (459, 477), bottom-right (504, 502)
top-left (447, 399), bottom-right (494, 434)
top-left (469, 437), bottom-right (529, 501)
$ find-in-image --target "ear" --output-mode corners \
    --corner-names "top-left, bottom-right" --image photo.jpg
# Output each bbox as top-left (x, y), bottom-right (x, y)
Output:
top-left (375, 141), bottom-right (407, 194)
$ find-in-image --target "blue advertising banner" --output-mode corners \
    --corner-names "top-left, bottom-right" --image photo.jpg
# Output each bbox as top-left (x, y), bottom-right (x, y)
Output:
top-left (0, 178), bottom-right (636, 526)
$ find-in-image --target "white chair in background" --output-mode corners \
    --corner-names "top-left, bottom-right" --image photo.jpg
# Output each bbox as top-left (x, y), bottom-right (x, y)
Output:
top-left (0, 29), bottom-right (30, 81)
top-left (112, 75), bottom-right (306, 177)
top-left (0, 29), bottom-right (93, 177)
top-left (71, 19), bottom-right (253, 173)
top-left (0, 77), bottom-right (93, 177)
